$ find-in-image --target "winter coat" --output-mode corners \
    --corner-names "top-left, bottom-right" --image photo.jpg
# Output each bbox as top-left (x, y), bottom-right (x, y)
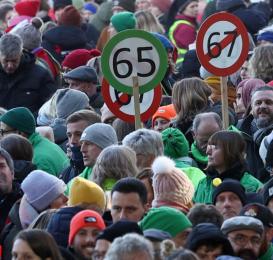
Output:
top-left (0, 182), bottom-right (22, 234)
top-left (0, 51), bottom-right (56, 116)
top-left (0, 200), bottom-right (22, 260)
top-left (194, 163), bottom-right (263, 204)
top-left (42, 25), bottom-right (90, 63)
top-left (28, 132), bottom-right (69, 176)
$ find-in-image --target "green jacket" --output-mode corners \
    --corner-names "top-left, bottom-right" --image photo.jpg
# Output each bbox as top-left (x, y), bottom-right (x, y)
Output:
top-left (179, 167), bottom-right (205, 190)
top-left (259, 243), bottom-right (273, 260)
top-left (65, 167), bottom-right (93, 195)
top-left (29, 132), bottom-right (69, 176)
top-left (194, 172), bottom-right (263, 204)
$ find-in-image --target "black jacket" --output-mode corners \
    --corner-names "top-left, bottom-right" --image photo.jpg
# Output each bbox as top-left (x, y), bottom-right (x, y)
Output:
top-left (0, 51), bottom-right (56, 116)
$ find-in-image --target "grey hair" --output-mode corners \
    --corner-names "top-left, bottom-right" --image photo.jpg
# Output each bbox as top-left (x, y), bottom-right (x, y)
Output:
top-left (0, 33), bottom-right (23, 58)
top-left (0, 147), bottom-right (14, 174)
top-left (192, 112), bottom-right (222, 133)
top-left (122, 129), bottom-right (163, 157)
top-left (104, 233), bottom-right (154, 260)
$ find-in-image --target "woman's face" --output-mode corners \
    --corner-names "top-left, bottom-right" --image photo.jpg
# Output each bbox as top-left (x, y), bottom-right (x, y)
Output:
top-left (235, 87), bottom-right (246, 114)
top-left (206, 143), bottom-right (226, 173)
top-left (183, 1), bottom-right (198, 18)
top-left (12, 239), bottom-right (42, 260)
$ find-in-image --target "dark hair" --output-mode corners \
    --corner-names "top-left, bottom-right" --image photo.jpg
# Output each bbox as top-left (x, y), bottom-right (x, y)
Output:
top-left (111, 177), bottom-right (147, 205)
top-left (208, 131), bottom-right (246, 169)
top-left (187, 204), bottom-right (223, 228)
top-left (13, 230), bottom-right (63, 260)
top-left (66, 109), bottom-right (101, 125)
top-left (0, 133), bottom-right (33, 161)
top-left (112, 118), bottom-right (135, 143)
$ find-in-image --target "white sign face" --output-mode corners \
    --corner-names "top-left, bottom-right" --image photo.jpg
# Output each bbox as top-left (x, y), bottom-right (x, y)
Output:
top-left (196, 12), bottom-right (249, 76)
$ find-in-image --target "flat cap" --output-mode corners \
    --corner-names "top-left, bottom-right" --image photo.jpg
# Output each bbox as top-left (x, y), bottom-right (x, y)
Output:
top-left (221, 216), bottom-right (264, 236)
top-left (64, 65), bottom-right (98, 84)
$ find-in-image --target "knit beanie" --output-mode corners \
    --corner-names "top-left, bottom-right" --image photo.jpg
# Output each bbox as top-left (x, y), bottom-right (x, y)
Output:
top-left (216, 0), bottom-right (245, 11)
top-left (139, 206), bottom-right (192, 237)
top-left (259, 130), bottom-right (273, 164)
top-left (96, 220), bottom-right (143, 242)
top-left (80, 123), bottom-right (118, 149)
top-left (53, 0), bottom-right (72, 11)
top-left (21, 170), bottom-right (66, 212)
top-left (149, 0), bottom-right (172, 13)
top-left (62, 49), bottom-right (101, 70)
top-left (185, 223), bottom-right (234, 254)
top-left (13, 18), bottom-right (43, 51)
top-left (212, 179), bottom-right (247, 205)
top-left (113, 0), bottom-right (136, 12)
top-left (162, 128), bottom-right (189, 159)
top-left (152, 104), bottom-right (176, 127)
top-left (151, 33), bottom-right (174, 52)
top-left (263, 178), bottom-right (273, 206)
top-left (151, 156), bottom-right (194, 210)
top-left (110, 11), bottom-right (136, 32)
top-left (68, 177), bottom-right (106, 212)
top-left (15, 0), bottom-right (40, 17)
top-left (58, 5), bottom-right (81, 27)
top-left (56, 89), bottom-right (90, 119)
top-left (84, 3), bottom-right (97, 14)
top-left (69, 210), bottom-right (105, 245)
top-left (0, 107), bottom-right (35, 135)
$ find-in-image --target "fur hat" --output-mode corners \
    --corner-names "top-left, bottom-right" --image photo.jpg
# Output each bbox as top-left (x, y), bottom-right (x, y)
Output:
top-left (68, 177), bottom-right (106, 212)
top-left (152, 156), bottom-right (194, 211)
top-left (69, 210), bottom-right (105, 245)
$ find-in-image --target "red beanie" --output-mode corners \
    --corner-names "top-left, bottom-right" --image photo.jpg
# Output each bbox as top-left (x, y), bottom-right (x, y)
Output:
top-left (152, 104), bottom-right (176, 127)
top-left (69, 210), bottom-right (105, 245)
top-left (149, 0), bottom-right (172, 13)
top-left (58, 5), bottom-right (81, 27)
top-left (62, 49), bottom-right (101, 69)
top-left (15, 0), bottom-right (40, 17)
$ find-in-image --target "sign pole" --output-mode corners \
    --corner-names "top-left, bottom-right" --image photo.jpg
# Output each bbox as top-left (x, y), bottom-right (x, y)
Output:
top-left (220, 76), bottom-right (229, 129)
top-left (132, 76), bottom-right (142, 129)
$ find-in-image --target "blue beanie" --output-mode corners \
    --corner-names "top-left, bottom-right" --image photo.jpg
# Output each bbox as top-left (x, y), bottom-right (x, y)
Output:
top-left (257, 31), bottom-right (273, 43)
top-left (151, 32), bottom-right (173, 52)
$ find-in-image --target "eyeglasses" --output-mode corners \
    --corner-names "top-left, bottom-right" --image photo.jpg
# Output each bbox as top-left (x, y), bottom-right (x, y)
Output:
top-left (0, 129), bottom-right (16, 136)
top-left (229, 234), bottom-right (262, 247)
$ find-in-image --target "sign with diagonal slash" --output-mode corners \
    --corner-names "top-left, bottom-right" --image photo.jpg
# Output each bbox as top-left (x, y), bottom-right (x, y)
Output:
top-left (101, 78), bottom-right (162, 123)
top-left (196, 12), bottom-right (249, 76)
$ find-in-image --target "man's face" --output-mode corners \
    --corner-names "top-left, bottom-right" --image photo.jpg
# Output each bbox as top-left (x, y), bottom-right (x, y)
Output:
top-left (67, 120), bottom-right (90, 147)
top-left (252, 90), bottom-right (273, 128)
top-left (111, 191), bottom-right (146, 223)
top-left (195, 244), bottom-right (223, 260)
top-left (72, 226), bottom-right (101, 259)
top-left (0, 155), bottom-right (13, 195)
top-left (227, 229), bottom-right (262, 260)
top-left (68, 78), bottom-right (97, 98)
top-left (0, 53), bottom-right (21, 74)
top-left (193, 119), bottom-right (221, 155)
top-left (80, 141), bottom-right (102, 167)
top-left (215, 192), bottom-right (243, 220)
top-left (93, 239), bottom-right (111, 260)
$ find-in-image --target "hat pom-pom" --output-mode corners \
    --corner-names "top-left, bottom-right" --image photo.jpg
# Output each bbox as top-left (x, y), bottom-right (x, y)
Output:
top-left (152, 156), bottom-right (175, 175)
top-left (213, 178), bottom-right (222, 187)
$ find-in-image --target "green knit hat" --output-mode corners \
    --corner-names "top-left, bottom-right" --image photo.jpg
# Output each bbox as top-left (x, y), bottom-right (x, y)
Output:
top-left (162, 128), bottom-right (189, 159)
top-left (139, 206), bottom-right (192, 237)
top-left (0, 107), bottom-right (36, 135)
top-left (110, 11), bottom-right (136, 32)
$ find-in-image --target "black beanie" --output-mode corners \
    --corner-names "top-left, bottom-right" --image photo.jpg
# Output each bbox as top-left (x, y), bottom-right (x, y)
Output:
top-left (262, 178), bottom-right (273, 206)
top-left (185, 223), bottom-right (234, 255)
top-left (212, 179), bottom-right (247, 205)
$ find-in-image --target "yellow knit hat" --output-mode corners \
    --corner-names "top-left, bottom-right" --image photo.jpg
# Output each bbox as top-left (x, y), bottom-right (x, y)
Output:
top-left (68, 177), bottom-right (106, 212)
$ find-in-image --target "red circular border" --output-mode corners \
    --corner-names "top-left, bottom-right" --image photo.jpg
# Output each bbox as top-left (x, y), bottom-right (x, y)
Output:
top-left (101, 78), bottom-right (162, 123)
top-left (196, 12), bottom-right (249, 76)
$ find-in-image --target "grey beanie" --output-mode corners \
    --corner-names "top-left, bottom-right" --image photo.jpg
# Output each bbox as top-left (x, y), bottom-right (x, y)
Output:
top-left (0, 148), bottom-right (14, 174)
top-left (216, 0), bottom-right (245, 11)
top-left (221, 216), bottom-right (264, 236)
top-left (21, 170), bottom-right (66, 212)
top-left (56, 88), bottom-right (90, 119)
top-left (80, 123), bottom-right (118, 149)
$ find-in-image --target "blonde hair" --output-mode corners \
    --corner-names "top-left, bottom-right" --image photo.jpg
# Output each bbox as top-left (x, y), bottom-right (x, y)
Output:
top-left (92, 145), bottom-right (138, 187)
top-left (135, 10), bottom-right (165, 34)
top-left (172, 77), bottom-right (212, 122)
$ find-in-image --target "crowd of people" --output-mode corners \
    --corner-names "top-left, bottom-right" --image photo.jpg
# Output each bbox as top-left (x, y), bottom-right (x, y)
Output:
top-left (0, 0), bottom-right (273, 259)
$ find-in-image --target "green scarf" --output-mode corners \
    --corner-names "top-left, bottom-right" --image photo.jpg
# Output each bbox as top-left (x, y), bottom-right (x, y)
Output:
top-left (191, 141), bottom-right (208, 164)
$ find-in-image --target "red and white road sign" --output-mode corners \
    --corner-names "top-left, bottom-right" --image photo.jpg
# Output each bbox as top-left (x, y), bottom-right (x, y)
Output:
top-left (196, 12), bottom-right (249, 76)
top-left (101, 78), bottom-right (162, 123)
